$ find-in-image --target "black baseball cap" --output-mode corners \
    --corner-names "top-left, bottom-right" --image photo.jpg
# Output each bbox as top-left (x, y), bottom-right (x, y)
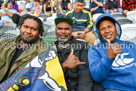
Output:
top-left (55, 16), bottom-right (73, 26)
top-left (75, 0), bottom-right (85, 3)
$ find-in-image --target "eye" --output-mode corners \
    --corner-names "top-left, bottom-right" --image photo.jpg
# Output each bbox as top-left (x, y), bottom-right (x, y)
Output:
top-left (108, 26), bottom-right (112, 28)
top-left (65, 28), bottom-right (70, 30)
top-left (23, 25), bottom-right (28, 28)
top-left (100, 28), bottom-right (105, 31)
top-left (31, 28), bottom-right (37, 31)
top-left (58, 27), bottom-right (62, 30)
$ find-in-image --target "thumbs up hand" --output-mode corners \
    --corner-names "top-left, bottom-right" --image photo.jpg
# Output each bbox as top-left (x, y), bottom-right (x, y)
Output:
top-left (106, 39), bottom-right (122, 60)
top-left (62, 49), bottom-right (85, 72)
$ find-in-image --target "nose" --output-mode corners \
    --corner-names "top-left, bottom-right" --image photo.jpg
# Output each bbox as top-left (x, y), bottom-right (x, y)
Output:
top-left (61, 29), bottom-right (66, 34)
top-left (26, 28), bottom-right (32, 34)
top-left (105, 28), bottom-right (110, 33)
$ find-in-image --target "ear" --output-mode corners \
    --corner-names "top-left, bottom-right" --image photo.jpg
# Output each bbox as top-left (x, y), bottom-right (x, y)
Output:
top-left (74, 2), bottom-right (76, 5)
top-left (83, 3), bottom-right (86, 8)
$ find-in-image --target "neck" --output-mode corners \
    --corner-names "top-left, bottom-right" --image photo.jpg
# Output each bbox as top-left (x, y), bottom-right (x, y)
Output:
top-left (75, 9), bottom-right (81, 14)
top-left (19, 40), bottom-right (29, 48)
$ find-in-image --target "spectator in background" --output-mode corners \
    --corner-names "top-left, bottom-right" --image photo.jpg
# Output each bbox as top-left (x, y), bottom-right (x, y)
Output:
top-left (11, 0), bottom-right (18, 11)
top-left (10, 2), bottom-right (28, 24)
top-left (4, 0), bottom-right (8, 4)
top-left (65, 0), bottom-right (96, 46)
top-left (39, 0), bottom-right (45, 14)
top-left (43, 0), bottom-right (53, 16)
top-left (122, 0), bottom-right (136, 16)
top-left (18, 2), bottom-right (28, 16)
top-left (34, 2), bottom-right (40, 16)
top-left (0, 1), bottom-right (17, 24)
top-left (105, 0), bottom-right (122, 14)
top-left (25, 0), bottom-right (35, 12)
top-left (62, 0), bottom-right (70, 11)
top-left (67, 3), bottom-right (73, 11)
top-left (0, 0), bottom-right (3, 9)
top-left (56, 0), bottom-right (63, 17)
top-left (89, 0), bottom-right (104, 15)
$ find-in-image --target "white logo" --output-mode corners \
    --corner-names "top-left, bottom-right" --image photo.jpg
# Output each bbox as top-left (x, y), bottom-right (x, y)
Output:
top-left (45, 51), bottom-right (56, 60)
top-left (112, 53), bottom-right (134, 67)
top-left (39, 72), bottom-right (61, 91)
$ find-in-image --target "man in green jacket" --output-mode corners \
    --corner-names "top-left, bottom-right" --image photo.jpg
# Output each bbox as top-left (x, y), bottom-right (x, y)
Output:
top-left (0, 14), bottom-right (47, 83)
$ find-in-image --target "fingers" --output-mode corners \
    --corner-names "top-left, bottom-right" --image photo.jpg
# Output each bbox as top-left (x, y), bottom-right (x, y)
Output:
top-left (75, 56), bottom-right (85, 65)
top-left (106, 39), bottom-right (111, 44)
top-left (77, 62), bottom-right (85, 65)
top-left (69, 48), bottom-right (73, 56)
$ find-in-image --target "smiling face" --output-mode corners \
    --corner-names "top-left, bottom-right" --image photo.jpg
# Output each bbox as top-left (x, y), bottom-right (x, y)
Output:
top-left (56, 22), bottom-right (72, 44)
top-left (99, 20), bottom-right (117, 42)
top-left (20, 19), bottom-right (40, 44)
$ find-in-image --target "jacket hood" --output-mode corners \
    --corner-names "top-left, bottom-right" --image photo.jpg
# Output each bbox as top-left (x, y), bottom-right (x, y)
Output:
top-left (95, 14), bottom-right (122, 43)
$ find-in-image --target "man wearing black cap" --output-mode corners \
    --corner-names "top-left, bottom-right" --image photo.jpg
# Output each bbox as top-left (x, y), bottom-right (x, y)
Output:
top-left (65, 0), bottom-right (96, 46)
top-left (54, 16), bottom-right (104, 91)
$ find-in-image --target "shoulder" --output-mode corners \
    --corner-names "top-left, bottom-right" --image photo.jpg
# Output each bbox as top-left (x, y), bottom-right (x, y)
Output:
top-left (0, 37), bottom-right (17, 46)
top-left (82, 9), bottom-right (92, 16)
top-left (65, 9), bottom-right (74, 16)
top-left (82, 9), bottom-right (90, 14)
top-left (9, 9), bottom-right (17, 13)
top-left (72, 38), bottom-right (89, 49)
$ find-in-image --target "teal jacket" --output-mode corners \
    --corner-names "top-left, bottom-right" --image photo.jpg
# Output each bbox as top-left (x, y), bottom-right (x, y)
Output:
top-left (65, 9), bottom-right (93, 32)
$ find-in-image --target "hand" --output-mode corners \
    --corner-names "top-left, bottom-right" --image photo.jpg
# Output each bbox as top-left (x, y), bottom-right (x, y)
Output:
top-left (107, 39), bottom-right (122, 60)
top-left (113, 9), bottom-right (117, 12)
top-left (62, 49), bottom-right (85, 72)
top-left (77, 32), bottom-right (85, 39)
top-left (98, 2), bottom-right (103, 7)
top-left (110, 10), bottom-right (114, 13)
top-left (72, 32), bottom-right (85, 39)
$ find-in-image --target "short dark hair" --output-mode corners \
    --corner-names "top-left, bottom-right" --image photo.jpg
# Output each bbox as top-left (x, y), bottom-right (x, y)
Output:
top-left (18, 14), bottom-right (44, 36)
top-left (75, 0), bottom-right (85, 3)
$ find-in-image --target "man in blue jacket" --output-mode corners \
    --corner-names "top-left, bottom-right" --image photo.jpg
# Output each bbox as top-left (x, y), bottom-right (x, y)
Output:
top-left (88, 14), bottom-right (136, 90)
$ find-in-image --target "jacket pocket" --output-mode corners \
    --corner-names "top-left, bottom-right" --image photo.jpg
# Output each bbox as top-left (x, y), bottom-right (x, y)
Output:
top-left (0, 59), bottom-right (6, 69)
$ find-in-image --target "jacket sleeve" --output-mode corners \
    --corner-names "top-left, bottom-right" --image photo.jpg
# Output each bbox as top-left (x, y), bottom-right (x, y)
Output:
top-left (77, 43), bottom-right (93, 91)
top-left (86, 12), bottom-right (93, 31)
top-left (88, 47), bottom-right (114, 83)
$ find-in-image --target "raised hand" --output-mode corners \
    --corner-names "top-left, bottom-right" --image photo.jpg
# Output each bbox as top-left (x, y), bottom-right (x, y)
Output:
top-left (106, 39), bottom-right (122, 60)
top-left (62, 49), bottom-right (85, 72)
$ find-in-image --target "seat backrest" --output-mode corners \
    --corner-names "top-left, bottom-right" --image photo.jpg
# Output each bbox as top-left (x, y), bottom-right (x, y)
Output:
top-left (116, 17), bottom-right (133, 25)
top-left (111, 12), bottom-right (124, 19)
top-left (0, 30), bottom-right (19, 41)
top-left (0, 23), bottom-right (17, 33)
top-left (120, 24), bottom-right (136, 41)
top-left (127, 11), bottom-right (136, 24)
top-left (44, 31), bottom-right (56, 38)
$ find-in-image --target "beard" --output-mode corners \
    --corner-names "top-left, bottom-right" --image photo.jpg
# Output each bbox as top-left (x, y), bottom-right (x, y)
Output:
top-left (57, 34), bottom-right (69, 43)
top-left (21, 36), bottom-right (39, 44)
